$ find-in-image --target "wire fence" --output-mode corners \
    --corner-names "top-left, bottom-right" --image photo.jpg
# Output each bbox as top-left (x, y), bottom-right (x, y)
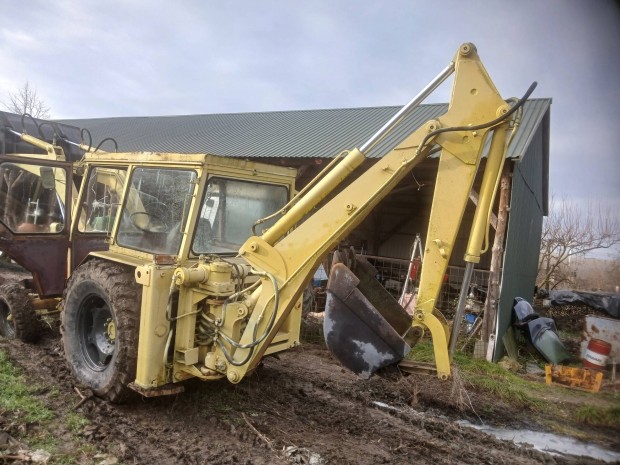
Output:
top-left (305, 254), bottom-right (490, 316)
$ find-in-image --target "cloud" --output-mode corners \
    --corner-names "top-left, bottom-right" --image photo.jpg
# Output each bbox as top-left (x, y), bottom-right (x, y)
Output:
top-left (1, 0), bottom-right (619, 206)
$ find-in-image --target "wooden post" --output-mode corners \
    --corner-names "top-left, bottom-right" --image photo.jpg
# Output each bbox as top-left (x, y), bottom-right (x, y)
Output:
top-left (482, 170), bottom-right (511, 344)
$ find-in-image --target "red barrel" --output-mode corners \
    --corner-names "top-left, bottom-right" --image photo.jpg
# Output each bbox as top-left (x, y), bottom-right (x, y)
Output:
top-left (583, 338), bottom-right (612, 370)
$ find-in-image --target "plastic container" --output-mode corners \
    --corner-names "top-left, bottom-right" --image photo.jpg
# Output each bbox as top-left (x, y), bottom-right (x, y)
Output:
top-left (583, 338), bottom-right (612, 370)
top-left (464, 313), bottom-right (477, 333)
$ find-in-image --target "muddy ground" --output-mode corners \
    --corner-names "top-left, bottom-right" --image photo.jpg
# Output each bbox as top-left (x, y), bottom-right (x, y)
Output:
top-left (0, 265), bottom-right (619, 464)
top-left (1, 326), bottom-right (618, 465)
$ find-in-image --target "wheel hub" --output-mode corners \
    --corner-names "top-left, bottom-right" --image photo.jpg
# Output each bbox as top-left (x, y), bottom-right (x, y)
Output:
top-left (105, 318), bottom-right (116, 343)
top-left (78, 297), bottom-right (116, 371)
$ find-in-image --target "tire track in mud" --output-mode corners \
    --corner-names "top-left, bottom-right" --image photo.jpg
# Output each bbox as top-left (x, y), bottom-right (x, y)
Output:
top-left (231, 349), bottom-right (574, 465)
top-left (0, 334), bottom-right (605, 465)
top-left (80, 399), bottom-right (285, 465)
top-left (1, 333), bottom-right (287, 464)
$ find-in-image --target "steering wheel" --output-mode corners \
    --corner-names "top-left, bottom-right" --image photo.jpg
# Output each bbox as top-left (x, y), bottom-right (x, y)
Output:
top-left (130, 211), bottom-right (170, 233)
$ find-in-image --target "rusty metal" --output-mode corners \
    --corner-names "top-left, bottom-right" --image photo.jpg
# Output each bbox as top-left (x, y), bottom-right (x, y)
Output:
top-left (127, 382), bottom-right (185, 397)
top-left (154, 254), bottom-right (176, 266)
top-left (71, 234), bottom-right (109, 270)
top-left (397, 359), bottom-right (438, 376)
top-left (32, 297), bottom-right (60, 311)
top-left (0, 155), bottom-right (74, 297)
top-left (0, 224), bottom-right (69, 297)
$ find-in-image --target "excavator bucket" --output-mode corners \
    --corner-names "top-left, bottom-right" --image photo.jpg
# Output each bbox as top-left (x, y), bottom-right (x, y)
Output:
top-left (323, 254), bottom-right (413, 378)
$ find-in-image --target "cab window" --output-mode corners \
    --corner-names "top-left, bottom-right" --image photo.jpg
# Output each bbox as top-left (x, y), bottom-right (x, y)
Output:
top-left (78, 166), bottom-right (127, 233)
top-left (192, 178), bottom-right (288, 254)
top-left (0, 162), bottom-right (66, 234)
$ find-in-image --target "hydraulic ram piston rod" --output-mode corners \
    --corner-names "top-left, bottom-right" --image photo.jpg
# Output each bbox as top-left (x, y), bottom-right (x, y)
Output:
top-left (360, 62), bottom-right (455, 153)
top-left (262, 62), bottom-right (455, 246)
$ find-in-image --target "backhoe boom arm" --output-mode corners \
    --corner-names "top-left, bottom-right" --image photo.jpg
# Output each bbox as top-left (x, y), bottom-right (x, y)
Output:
top-left (220, 43), bottom-right (522, 382)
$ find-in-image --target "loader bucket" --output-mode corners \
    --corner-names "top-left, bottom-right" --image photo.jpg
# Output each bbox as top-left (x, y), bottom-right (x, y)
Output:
top-left (323, 256), bottom-right (412, 378)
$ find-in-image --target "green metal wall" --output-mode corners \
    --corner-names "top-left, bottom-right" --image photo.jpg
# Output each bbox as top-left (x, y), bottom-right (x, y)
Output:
top-left (493, 112), bottom-right (549, 361)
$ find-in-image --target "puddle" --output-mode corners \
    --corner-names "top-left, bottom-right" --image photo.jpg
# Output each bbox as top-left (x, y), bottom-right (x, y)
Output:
top-left (372, 401), bottom-right (620, 463)
top-left (458, 420), bottom-right (620, 463)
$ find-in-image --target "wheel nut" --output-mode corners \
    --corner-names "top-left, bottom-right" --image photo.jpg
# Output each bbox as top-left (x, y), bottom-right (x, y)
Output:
top-left (105, 319), bottom-right (116, 342)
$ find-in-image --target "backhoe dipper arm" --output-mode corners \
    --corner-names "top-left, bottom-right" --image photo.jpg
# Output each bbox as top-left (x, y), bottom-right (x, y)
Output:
top-left (223, 43), bottom-right (520, 383)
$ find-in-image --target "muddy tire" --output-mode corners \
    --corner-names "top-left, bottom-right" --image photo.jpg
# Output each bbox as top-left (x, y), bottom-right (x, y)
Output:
top-left (0, 283), bottom-right (41, 342)
top-left (62, 259), bottom-right (140, 403)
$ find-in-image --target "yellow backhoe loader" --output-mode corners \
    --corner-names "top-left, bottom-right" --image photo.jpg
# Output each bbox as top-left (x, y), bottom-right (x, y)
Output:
top-left (0, 43), bottom-right (535, 402)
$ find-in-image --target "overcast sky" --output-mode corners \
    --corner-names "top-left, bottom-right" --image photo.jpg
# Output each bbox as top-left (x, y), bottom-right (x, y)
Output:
top-left (1, 1), bottom-right (619, 215)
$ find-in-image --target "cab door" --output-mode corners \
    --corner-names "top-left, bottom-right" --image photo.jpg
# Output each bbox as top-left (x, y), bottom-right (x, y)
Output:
top-left (0, 155), bottom-right (73, 297)
top-left (69, 165), bottom-right (128, 270)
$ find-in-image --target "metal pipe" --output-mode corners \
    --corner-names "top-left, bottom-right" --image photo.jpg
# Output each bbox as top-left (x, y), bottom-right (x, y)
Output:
top-left (32, 297), bottom-right (60, 311)
top-left (448, 261), bottom-right (475, 359)
top-left (6, 128), bottom-right (22, 138)
top-left (360, 62), bottom-right (455, 153)
top-left (11, 128), bottom-right (92, 154)
top-left (399, 233), bottom-right (423, 305)
top-left (63, 138), bottom-right (80, 148)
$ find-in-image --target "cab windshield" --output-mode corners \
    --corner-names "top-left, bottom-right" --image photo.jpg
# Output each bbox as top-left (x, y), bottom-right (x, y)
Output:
top-left (117, 167), bottom-right (197, 255)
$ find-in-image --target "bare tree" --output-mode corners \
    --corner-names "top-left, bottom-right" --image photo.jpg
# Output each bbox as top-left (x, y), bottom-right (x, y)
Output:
top-left (2, 81), bottom-right (51, 119)
top-left (537, 198), bottom-right (620, 291)
top-left (573, 256), bottom-right (620, 292)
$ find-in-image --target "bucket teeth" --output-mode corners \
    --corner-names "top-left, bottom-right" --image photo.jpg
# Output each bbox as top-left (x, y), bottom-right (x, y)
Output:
top-left (323, 258), bottom-right (411, 378)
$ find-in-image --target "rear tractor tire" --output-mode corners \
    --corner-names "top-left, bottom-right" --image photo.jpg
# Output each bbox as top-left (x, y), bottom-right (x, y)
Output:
top-left (61, 259), bottom-right (141, 403)
top-left (0, 283), bottom-right (42, 343)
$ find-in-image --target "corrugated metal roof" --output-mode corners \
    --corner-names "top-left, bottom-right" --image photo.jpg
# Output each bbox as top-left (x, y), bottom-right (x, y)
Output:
top-left (58, 99), bottom-right (550, 160)
top-left (0, 111), bottom-right (84, 161)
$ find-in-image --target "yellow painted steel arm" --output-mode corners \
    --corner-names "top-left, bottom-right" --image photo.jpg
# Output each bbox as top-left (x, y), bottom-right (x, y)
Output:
top-left (225, 44), bottom-right (513, 383)
top-left (17, 133), bottom-right (66, 160)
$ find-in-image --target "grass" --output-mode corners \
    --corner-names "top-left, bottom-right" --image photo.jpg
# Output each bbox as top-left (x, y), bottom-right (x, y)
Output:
top-left (0, 350), bottom-right (54, 423)
top-left (65, 411), bottom-right (90, 434)
top-left (0, 349), bottom-right (95, 464)
top-left (407, 341), bottom-right (543, 409)
top-left (407, 340), bottom-right (620, 441)
top-left (574, 405), bottom-right (620, 427)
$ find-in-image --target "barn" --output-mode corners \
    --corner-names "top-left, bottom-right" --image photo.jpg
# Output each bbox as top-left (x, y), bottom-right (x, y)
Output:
top-left (1, 98), bottom-right (551, 361)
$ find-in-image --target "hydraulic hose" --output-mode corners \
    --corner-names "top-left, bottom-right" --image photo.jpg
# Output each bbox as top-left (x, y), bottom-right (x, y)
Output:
top-left (416, 81), bottom-right (538, 157)
top-left (20, 113), bottom-right (38, 134)
top-left (217, 270), bottom-right (280, 351)
top-left (214, 270), bottom-right (281, 367)
top-left (81, 128), bottom-right (93, 152)
top-left (94, 137), bottom-right (118, 153)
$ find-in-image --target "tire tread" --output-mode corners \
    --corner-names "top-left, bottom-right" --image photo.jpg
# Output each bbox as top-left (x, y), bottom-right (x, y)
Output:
top-left (0, 283), bottom-right (41, 343)
top-left (61, 259), bottom-right (140, 403)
